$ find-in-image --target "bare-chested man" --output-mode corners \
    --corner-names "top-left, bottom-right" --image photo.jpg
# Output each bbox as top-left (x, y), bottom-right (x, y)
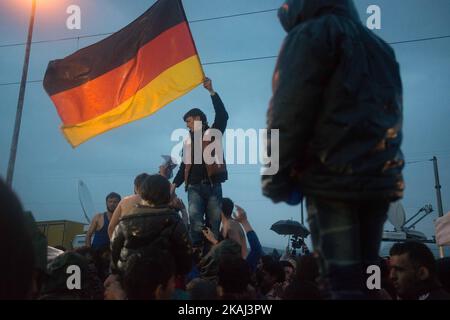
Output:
top-left (108, 174), bottom-right (148, 239)
top-left (108, 158), bottom-right (189, 239)
top-left (202, 197), bottom-right (247, 258)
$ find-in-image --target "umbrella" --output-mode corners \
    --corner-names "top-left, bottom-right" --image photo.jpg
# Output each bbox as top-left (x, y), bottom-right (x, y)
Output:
top-left (270, 220), bottom-right (310, 238)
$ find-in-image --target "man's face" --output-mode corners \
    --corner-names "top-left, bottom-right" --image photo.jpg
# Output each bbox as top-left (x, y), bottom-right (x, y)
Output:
top-left (106, 197), bottom-right (120, 213)
top-left (284, 266), bottom-right (295, 283)
top-left (185, 116), bottom-right (202, 132)
top-left (389, 253), bottom-right (423, 298)
top-left (256, 258), bottom-right (265, 271)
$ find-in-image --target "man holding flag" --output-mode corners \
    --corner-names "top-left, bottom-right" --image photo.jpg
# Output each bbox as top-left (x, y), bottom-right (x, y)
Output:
top-left (43, 0), bottom-right (204, 147)
top-left (172, 77), bottom-right (229, 254)
top-left (43, 0), bottom-right (229, 254)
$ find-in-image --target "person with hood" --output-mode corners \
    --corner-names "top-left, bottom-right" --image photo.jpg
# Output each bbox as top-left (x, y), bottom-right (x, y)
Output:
top-left (110, 174), bottom-right (192, 278)
top-left (262, 0), bottom-right (404, 299)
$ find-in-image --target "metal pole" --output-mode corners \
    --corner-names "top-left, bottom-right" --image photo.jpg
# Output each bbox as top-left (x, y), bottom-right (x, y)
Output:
top-left (431, 156), bottom-right (445, 258)
top-left (301, 199), bottom-right (304, 225)
top-left (406, 210), bottom-right (433, 230)
top-left (6, 0), bottom-right (37, 187)
top-left (403, 207), bottom-right (425, 226)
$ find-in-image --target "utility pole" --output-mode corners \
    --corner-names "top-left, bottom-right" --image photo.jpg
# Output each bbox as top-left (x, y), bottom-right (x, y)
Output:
top-left (6, 0), bottom-right (37, 187)
top-left (431, 156), bottom-right (445, 258)
top-left (300, 199), bottom-right (304, 225)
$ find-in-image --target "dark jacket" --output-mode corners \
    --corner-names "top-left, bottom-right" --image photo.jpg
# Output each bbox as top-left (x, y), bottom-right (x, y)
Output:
top-left (198, 239), bottom-right (241, 282)
top-left (246, 231), bottom-right (263, 273)
top-left (398, 280), bottom-right (450, 300)
top-left (422, 287), bottom-right (450, 300)
top-left (110, 205), bottom-right (193, 276)
top-left (174, 93), bottom-right (229, 189)
top-left (262, 0), bottom-right (404, 202)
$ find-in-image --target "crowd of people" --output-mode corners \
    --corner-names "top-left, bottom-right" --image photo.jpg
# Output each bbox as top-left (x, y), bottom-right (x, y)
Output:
top-left (1, 175), bottom-right (450, 300)
top-left (1, 0), bottom-right (450, 301)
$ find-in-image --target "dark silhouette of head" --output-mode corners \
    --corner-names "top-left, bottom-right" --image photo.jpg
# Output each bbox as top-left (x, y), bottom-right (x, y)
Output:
top-left (259, 259), bottom-right (285, 295)
top-left (221, 197), bottom-right (234, 219)
top-left (134, 173), bottom-right (150, 194)
top-left (122, 246), bottom-right (176, 300)
top-left (218, 255), bottom-right (254, 299)
top-left (140, 174), bottom-right (171, 206)
top-left (183, 108), bottom-right (207, 132)
top-left (186, 278), bottom-right (218, 300)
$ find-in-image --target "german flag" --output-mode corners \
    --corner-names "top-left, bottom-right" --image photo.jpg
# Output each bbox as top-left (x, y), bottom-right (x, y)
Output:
top-left (43, 0), bottom-right (204, 147)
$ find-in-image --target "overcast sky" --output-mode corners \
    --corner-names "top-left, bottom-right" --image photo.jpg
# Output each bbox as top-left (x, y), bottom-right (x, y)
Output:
top-left (1, 0), bottom-right (449, 250)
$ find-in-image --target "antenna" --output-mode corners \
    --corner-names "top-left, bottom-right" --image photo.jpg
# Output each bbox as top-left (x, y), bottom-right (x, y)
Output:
top-left (404, 205), bottom-right (434, 230)
top-left (387, 201), bottom-right (406, 231)
top-left (77, 180), bottom-right (96, 224)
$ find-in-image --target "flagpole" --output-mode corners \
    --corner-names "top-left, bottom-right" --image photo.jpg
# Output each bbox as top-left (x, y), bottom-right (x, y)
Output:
top-left (178, 0), bottom-right (205, 79)
top-left (6, 0), bottom-right (36, 187)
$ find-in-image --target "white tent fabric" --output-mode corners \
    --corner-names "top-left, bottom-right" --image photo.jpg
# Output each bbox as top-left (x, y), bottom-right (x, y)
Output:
top-left (47, 246), bottom-right (64, 263)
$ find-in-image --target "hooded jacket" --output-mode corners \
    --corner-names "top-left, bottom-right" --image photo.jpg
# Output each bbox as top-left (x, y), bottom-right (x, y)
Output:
top-left (110, 205), bottom-right (193, 276)
top-left (263, 0), bottom-right (404, 202)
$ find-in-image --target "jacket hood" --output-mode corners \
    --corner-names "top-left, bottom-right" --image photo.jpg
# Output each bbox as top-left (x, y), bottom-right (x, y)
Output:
top-left (278, 0), bottom-right (361, 32)
top-left (112, 205), bottom-right (193, 276)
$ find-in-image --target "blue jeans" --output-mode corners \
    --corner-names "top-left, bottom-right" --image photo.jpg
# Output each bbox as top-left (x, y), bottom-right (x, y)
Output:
top-left (306, 196), bottom-right (389, 300)
top-left (187, 183), bottom-right (223, 247)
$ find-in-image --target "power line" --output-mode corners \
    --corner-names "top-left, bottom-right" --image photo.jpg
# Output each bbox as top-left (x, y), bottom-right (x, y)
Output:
top-left (0, 33), bottom-right (112, 48)
top-left (0, 1), bottom-right (447, 50)
top-left (189, 8), bottom-right (278, 23)
top-left (390, 35), bottom-right (450, 45)
top-left (407, 148), bottom-right (450, 154)
top-left (0, 57), bottom-right (283, 87)
top-left (2, 31), bottom-right (450, 87)
top-left (0, 79), bottom-right (42, 86)
top-left (406, 160), bottom-right (430, 165)
top-left (202, 34), bottom-right (450, 66)
top-left (0, 8), bottom-right (279, 49)
top-left (203, 55), bottom-right (277, 66)
top-left (0, 54), bottom-right (281, 87)
top-left (0, 30), bottom-right (450, 86)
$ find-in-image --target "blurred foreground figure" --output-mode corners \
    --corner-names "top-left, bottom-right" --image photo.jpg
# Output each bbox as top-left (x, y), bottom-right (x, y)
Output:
top-left (0, 179), bottom-right (35, 299)
top-left (263, 0), bottom-right (404, 299)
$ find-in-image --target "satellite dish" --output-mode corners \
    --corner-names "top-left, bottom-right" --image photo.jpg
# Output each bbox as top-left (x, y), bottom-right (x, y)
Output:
top-left (405, 230), bottom-right (428, 241)
top-left (77, 180), bottom-right (96, 224)
top-left (387, 201), bottom-right (406, 231)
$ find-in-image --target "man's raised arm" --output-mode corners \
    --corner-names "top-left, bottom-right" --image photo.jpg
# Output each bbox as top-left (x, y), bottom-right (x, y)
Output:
top-left (204, 78), bottom-right (228, 133)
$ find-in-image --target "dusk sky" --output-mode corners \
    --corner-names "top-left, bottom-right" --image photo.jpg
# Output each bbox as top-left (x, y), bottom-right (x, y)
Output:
top-left (1, 0), bottom-right (449, 250)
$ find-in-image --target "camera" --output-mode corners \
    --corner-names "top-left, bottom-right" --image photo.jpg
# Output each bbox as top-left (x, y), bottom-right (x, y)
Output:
top-left (290, 235), bottom-right (310, 256)
top-left (290, 235), bottom-right (304, 249)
